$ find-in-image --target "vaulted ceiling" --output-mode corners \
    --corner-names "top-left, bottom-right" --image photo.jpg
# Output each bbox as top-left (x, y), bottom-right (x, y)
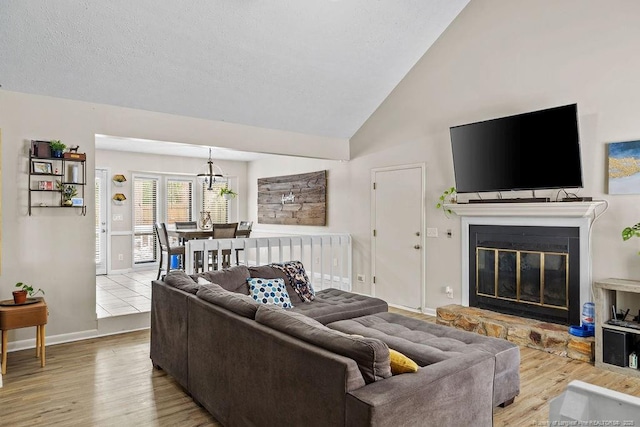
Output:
top-left (1, 0), bottom-right (469, 143)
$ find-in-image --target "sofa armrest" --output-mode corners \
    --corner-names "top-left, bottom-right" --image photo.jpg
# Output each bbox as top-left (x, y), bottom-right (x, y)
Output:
top-left (346, 351), bottom-right (495, 427)
top-left (150, 280), bottom-right (193, 390)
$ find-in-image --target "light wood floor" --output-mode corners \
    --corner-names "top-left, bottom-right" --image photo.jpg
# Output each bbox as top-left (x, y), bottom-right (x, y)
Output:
top-left (1, 313), bottom-right (640, 426)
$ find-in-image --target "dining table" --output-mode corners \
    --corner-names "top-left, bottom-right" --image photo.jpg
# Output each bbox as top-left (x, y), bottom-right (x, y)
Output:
top-left (166, 227), bottom-right (212, 243)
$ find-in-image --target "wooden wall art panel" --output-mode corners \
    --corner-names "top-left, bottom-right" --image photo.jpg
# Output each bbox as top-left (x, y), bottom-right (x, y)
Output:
top-left (257, 170), bottom-right (326, 225)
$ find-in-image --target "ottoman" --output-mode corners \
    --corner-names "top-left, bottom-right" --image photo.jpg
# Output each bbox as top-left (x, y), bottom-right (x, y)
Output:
top-left (327, 312), bottom-right (520, 407)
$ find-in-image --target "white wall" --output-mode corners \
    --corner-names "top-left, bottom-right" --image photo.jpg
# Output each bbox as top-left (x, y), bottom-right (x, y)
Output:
top-left (347, 0), bottom-right (640, 310)
top-left (96, 149), bottom-right (249, 271)
top-left (0, 90), bottom-right (346, 343)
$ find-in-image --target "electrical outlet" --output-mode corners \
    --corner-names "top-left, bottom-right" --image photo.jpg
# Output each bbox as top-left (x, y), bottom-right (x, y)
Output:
top-left (426, 227), bottom-right (438, 238)
top-left (447, 229), bottom-right (453, 238)
top-left (118, 254), bottom-right (124, 261)
top-left (445, 286), bottom-right (454, 299)
top-left (357, 274), bottom-right (365, 283)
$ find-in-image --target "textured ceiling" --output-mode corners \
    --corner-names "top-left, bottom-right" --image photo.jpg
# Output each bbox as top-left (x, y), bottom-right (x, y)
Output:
top-left (0, 0), bottom-right (468, 141)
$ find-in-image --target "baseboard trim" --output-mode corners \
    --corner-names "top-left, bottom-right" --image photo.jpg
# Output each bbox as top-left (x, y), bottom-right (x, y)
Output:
top-left (5, 312), bottom-right (150, 353)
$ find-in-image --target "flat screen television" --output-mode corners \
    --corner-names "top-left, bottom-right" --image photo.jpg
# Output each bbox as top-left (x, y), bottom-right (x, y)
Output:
top-left (450, 103), bottom-right (583, 194)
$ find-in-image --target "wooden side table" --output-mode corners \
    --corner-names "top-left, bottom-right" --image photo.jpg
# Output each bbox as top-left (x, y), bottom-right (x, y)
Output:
top-left (0, 297), bottom-right (48, 374)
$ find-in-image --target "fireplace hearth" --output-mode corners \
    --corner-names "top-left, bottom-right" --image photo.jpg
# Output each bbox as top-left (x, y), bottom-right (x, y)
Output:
top-left (469, 225), bottom-right (580, 326)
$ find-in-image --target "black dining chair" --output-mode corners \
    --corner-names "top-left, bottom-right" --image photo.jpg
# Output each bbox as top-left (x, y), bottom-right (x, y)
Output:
top-left (155, 222), bottom-right (185, 280)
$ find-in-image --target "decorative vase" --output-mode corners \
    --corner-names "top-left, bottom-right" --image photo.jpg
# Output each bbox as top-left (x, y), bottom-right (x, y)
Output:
top-left (13, 290), bottom-right (27, 304)
top-left (199, 211), bottom-right (212, 229)
top-left (63, 199), bottom-right (73, 206)
top-left (52, 150), bottom-right (63, 158)
top-left (71, 164), bottom-right (79, 183)
top-left (223, 193), bottom-right (233, 201)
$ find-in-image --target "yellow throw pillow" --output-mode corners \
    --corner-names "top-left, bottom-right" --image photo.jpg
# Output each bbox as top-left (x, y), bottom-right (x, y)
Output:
top-left (389, 349), bottom-right (419, 375)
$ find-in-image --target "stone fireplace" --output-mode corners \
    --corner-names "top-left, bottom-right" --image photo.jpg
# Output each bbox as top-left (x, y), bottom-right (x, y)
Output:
top-left (469, 224), bottom-right (580, 325)
top-left (446, 201), bottom-right (606, 326)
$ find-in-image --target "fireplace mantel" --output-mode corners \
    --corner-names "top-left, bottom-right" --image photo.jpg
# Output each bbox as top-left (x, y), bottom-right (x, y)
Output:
top-left (444, 201), bottom-right (606, 218)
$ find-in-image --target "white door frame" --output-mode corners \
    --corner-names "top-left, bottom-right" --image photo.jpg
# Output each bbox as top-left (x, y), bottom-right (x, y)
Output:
top-left (370, 163), bottom-right (427, 312)
top-left (96, 167), bottom-right (111, 275)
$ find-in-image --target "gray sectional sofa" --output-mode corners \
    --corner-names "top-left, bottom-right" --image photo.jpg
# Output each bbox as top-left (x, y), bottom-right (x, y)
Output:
top-left (150, 264), bottom-right (519, 426)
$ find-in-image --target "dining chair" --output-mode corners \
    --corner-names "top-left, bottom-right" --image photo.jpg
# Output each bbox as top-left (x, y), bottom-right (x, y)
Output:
top-left (210, 223), bottom-right (238, 269)
top-left (155, 222), bottom-right (186, 280)
top-left (174, 221), bottom-right (198, 245)
top-left (238, 220), bottom-right (253, 230)
top-left (212, 223), bottom-right (238, 239)
top-left (175, 221), bottom-right (197, 229)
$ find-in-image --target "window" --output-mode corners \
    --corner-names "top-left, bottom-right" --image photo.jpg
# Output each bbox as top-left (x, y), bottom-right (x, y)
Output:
top-left (167, 179), bottom-right (193, 223)
top-left (134, 177), bottom-right (158, 264)
top-left (202, 182), bottom-right (228, 223)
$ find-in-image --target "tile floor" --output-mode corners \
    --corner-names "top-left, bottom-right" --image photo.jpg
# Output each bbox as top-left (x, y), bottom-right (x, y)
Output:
top-left (96, 269), bottom-right (157, 318)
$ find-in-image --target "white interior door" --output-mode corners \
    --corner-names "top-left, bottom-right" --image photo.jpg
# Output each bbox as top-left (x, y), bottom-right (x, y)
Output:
top-left (372, 165), bottom-right (424, 310)
top-left (96, 169), bottom-right (108, 275)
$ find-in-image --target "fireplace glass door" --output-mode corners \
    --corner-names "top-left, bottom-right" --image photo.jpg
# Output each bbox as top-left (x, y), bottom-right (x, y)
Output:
top-left (469, 225), bottom-right (579, 325)
top-left (477, 248), bottom-right (568, 310)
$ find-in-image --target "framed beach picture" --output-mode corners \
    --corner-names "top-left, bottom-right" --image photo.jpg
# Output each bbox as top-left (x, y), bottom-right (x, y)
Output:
top-left (32, 161), bottom-right (53, 174)
top-left (608, 140), bottom-right (640, 194)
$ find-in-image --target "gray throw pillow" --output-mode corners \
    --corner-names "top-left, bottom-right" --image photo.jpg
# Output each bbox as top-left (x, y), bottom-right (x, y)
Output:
top-left (191, 265), bottom-right (251, 294)
top-left (255, 305), bottom-right (391, 383)
top-left (164, 270), bottom-right (199, 294)
top-left (196, 283), bottom-right (260, 319)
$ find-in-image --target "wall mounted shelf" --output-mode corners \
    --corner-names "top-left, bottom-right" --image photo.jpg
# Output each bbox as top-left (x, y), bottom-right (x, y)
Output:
top-left (28, 144), bottom-right (87, 216)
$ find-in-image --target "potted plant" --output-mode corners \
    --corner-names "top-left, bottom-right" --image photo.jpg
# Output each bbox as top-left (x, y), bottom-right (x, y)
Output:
top-left (219, 187), bottom-right (238, 200)
top-left (112, 193), bottom-right (127, 205)
top-left (622, 222), bottom-right (640, 254)
top-left (112, 174), bottom-right (127, 187)
top-left (13, 282), bottom-right (45, 304)
top-left (56, 180), bottom-right (78, 206)
top-left (435, 187), bottom-right (457, 217)
top-left (50, 140), bottom-right (66, 158)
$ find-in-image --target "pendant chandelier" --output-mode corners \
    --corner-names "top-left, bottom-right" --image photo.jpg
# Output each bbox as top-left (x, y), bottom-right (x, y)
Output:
top-left (197, 148), bottom-right (226, 190)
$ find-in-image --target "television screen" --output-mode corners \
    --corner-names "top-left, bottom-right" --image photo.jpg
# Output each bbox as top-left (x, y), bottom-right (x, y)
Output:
top-left (450, 104), bottom-right (583, 194)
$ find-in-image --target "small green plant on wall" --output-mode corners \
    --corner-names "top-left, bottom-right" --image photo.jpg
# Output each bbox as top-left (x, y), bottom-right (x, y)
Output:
top-left (622, 222), bottom-right (640, 254)
top-left (435, 187), bottom-right (457, 217)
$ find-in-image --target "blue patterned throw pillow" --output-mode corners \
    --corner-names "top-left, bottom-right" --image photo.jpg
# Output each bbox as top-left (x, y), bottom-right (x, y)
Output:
top-left (248, 278), bottom-right (294, 308)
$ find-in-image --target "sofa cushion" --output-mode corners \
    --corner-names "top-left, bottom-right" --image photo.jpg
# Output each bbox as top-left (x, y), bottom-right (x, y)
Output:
top-left (290, 288), bottom-right (388, 324)
top-left (328, 312), bottom-right (518, 366)
top-left (248, 278), bottom-right (294, 308)
top-left (248, 265), bottom-right (301, 303)
top-left (255, 304), bottom-right (391, 383)
top-left (191, 265), bottom-right (251, 294)
top-left (164, 270), bottom-right (199, 294)
top-left (196, 283), bottom-right (260, 319)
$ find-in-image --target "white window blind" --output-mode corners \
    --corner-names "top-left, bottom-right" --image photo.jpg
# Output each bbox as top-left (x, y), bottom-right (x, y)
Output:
top-left (134, 177), bottom-right (158, 264)
top-left (202, 182), bottom-right (229, 224)
top-left (167, 179), bottom-right (193, 224)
